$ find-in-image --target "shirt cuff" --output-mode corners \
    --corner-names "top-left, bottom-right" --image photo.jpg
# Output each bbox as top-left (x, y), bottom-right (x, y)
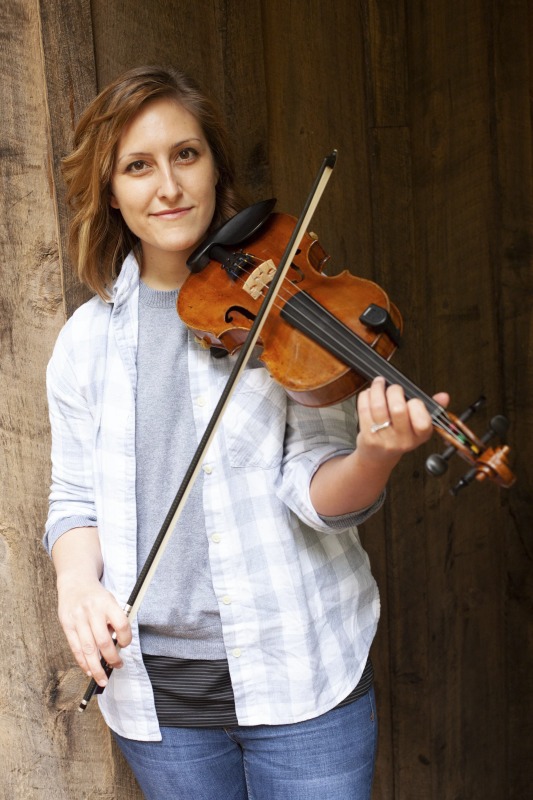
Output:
top-left (318, 489), bottom-right (386, 529)
top-left (44, 515), bottom-right (97, 556)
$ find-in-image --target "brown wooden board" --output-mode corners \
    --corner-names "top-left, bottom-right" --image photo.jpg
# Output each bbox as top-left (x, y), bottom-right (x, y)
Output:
top-left (0, 0), bottom-right (122, 797)
top-left (491, 1), bottom-right (533, 798)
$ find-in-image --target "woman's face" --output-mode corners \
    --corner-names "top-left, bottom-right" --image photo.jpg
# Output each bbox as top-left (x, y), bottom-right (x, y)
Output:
top-left (110, 97), bottom-right (218, 274)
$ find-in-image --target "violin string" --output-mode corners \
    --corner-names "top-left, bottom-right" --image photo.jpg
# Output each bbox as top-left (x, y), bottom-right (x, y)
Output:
top-left (225, 254), bottom-right (473, 450)
top-left (283, 292), bottom-right (468, 445)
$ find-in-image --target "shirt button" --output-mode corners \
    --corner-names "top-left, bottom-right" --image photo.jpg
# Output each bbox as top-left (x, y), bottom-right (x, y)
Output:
top-left (231, 648), bottom-right (242, 658)
top-left (211, 533), bottom-right (221, 543)
top-left (203, 464), bottom-right (213, 474)
top-left (222, 595), bottom-right (232, 605)
top-left (196, 396), bottom-right (206, 407)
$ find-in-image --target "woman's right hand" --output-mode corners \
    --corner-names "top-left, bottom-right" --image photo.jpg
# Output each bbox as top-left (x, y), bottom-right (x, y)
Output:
top-left (57, 574), bottom-right (132, 687)
top-left (52, 526), bottom-right (132, 687)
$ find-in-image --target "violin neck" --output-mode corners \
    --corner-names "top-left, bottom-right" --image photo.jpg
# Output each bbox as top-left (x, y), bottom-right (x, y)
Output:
top-left (281, 291), bottom-right (443, 419)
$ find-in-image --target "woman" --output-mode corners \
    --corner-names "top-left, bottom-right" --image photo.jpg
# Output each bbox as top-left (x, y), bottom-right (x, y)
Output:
top-left (45, 65), bottom-right (447, 800)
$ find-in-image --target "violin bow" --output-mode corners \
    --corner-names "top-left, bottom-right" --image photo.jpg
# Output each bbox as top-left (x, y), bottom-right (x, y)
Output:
top-left (79, 151), bottom-right (338, 711)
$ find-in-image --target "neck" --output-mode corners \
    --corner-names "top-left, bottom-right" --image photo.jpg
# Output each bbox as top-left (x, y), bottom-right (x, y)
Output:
top-left (140, 248), bottom-right (191, 290)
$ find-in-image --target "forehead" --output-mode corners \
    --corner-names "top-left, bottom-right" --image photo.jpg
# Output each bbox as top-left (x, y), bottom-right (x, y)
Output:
top-left (116, 97), bottom-right (204, 150)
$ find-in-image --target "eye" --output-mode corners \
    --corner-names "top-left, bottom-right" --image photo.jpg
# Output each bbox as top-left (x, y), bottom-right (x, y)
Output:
top-left (126, 159), bottom-right (149, 174)
top-left (176, 147), bottom-right (199, 163)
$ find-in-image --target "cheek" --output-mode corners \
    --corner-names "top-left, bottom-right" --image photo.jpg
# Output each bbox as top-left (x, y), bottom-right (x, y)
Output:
top-left (110, 185), bottom-right (147, 226)
top-left (200, 163), bottom-right (218, 203)
top-left (204, 176), bottom-right (218, 218)
top-left (109, 183), bottom-right (120, 210)
top-left (109, 179), bottom-right (128, 213)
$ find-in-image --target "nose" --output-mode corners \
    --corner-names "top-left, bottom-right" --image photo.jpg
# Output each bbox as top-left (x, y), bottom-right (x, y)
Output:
top-left (157, 164), bottom-right (182, 200)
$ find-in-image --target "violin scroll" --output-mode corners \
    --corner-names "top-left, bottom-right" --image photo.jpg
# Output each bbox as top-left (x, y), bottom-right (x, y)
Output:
top-left (426, 396), bottom-right (516, 494)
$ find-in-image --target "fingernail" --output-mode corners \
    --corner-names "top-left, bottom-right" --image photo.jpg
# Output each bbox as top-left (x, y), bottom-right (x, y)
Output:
top-left (98, 678), bottom-right (108, 687)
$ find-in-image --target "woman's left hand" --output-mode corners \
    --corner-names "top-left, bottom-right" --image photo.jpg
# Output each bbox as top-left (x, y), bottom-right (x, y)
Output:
top-left (356, 376), bottom-right (449, 465)
top-left (309, 377), bottom-right (449, 517)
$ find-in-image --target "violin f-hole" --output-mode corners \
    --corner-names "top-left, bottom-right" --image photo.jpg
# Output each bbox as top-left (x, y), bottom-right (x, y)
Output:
top-left (225, 305), bottom-right (257, 325)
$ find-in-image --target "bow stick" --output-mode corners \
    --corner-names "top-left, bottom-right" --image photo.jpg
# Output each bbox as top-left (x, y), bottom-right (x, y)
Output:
top-left (79, 150), bottom-right (337, 711)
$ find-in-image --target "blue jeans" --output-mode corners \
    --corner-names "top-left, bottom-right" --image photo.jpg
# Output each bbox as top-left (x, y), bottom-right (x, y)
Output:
top-left (113, 687), bottom-right (378, 800)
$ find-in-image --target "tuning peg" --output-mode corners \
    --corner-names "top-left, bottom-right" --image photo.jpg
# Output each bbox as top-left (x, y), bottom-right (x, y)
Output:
top-left (425, 452), bottom-right (450, 476)
top-left (425, 396), bottom-right (487, 478)
top-left (450, 467), bottom-right (479, 495)
top-left (488, 415), bottom-right (509, 439)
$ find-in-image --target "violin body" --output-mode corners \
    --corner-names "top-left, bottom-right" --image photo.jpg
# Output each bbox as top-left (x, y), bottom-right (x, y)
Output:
top-left (178, 213), bottom-right (402, 407)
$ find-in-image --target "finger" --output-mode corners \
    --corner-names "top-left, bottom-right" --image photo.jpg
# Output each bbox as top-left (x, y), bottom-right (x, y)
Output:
top-left (70, 618), bottom-right (113, 686)
top-left (90, 616), bottom-right (125, 673)
top-left (406, 397), bottom-right (434, 439)
top-left (433, 391), bottom-right (449, 408)
top-left (68, 600), bottom-right (126, 682)
top-left (356, 385), bottom-right (373, 428)
top-left (62, 623), bottom-right (92, 677)
top-left (107, 606), bottom-right (132, 649)
top-left (385, 384), bottom-right (410, 434)
top-left (368, 376), bottom-right (390, 424)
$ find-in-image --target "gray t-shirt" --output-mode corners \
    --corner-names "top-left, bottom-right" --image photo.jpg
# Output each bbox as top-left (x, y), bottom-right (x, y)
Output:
top-left (135, 281), bottom-right (225, 659)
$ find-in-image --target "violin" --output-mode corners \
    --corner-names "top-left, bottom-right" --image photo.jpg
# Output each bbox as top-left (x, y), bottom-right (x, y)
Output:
top-left (179, 200), bottom-right (516, 495)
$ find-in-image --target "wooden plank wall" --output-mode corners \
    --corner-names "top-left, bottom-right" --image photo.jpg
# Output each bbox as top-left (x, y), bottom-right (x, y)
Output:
top-left (0, 0), bottom-right (531, 797)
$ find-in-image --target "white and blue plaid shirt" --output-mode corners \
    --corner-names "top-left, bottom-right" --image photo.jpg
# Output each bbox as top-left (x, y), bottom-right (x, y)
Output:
top-left (45, 253), bottom-right (382, 741)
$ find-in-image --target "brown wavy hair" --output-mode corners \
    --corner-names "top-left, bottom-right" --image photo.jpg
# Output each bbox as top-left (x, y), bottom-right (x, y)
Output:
top-left (62, 65), bottom-right (248, 299)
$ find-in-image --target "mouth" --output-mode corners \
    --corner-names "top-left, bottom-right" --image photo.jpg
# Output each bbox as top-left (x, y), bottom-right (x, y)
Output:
top-left (152, 207), bottom-right (192, 219)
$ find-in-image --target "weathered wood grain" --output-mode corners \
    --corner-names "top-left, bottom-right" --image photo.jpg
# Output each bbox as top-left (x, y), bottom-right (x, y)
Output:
top-left (0, 0), bottom-right (114, 797)
top-left (491, 2), bottom-right (533, 798)
top-left (386, 2), bottom-right (510, 797)
top-left (38, 0), bottom-right (96, 316)
top-left (260, 0), bottom-right (374, 278)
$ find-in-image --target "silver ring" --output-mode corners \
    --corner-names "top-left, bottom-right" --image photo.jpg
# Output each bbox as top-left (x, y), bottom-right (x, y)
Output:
top-left (370, 420), bottom-right (392, 434)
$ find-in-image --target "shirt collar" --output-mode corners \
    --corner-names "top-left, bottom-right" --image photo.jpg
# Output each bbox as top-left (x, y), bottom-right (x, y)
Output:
top-left (107, 251), bottom-right (141, 307)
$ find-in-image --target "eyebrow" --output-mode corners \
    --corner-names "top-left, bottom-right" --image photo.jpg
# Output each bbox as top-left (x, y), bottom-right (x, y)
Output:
top-left (115, 137), bottom-right (203, 165)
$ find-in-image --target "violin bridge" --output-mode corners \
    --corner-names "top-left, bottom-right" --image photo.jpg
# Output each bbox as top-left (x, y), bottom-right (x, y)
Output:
top-left (242, 259), bottom-right (277, 300)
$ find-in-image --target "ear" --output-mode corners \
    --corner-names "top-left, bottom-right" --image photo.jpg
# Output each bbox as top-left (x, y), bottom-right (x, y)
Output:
top-left (109, 191), bottom-right (120, 209)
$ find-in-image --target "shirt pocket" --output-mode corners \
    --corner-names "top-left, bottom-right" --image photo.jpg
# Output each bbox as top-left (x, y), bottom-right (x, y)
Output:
top-left (221, 367), bottom-right (286, 469)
